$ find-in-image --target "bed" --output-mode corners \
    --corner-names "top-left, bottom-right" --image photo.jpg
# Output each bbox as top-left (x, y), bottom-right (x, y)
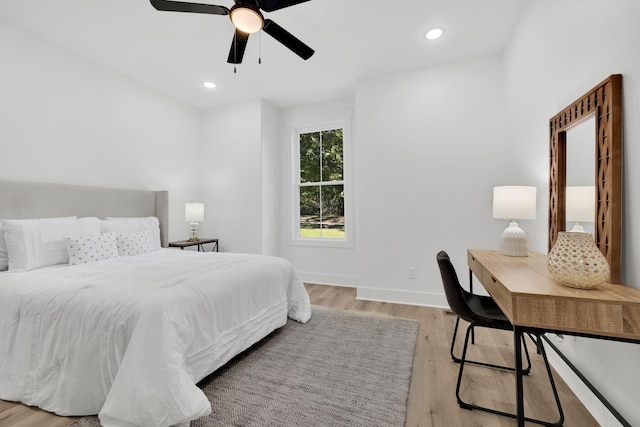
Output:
top-left (0, 180), bottom-right (311, 427)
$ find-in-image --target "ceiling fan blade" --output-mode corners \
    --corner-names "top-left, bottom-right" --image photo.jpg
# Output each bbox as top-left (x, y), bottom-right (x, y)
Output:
top-left (150, 0), bottom-right (229, 15)
top-left (263, 19), bottom-right (314, 60)
top-left (260, 0), bottom-right (310, 12)
top-left (227, 29), bottom-right (250, 64)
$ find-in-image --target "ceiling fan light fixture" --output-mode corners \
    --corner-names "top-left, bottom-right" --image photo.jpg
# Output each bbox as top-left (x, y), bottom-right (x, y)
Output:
top-left (230, 5), bottom-right (264, 34)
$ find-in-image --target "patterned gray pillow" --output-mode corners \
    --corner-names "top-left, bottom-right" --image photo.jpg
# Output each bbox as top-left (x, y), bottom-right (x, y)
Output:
top-left (65, 232), bottom-right (119, 266)
top-left (116, 230), bottom-right (153, 257)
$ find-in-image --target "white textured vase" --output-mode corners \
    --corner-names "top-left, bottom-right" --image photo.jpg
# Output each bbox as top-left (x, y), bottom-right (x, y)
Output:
top-left (547, 232), bottom-right (610, 289)
top-left (502, 221), bottom-right (528, 257)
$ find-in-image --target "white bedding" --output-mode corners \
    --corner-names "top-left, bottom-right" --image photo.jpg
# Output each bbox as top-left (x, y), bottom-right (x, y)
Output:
top-left (0, 249), bottom-right (311, 427)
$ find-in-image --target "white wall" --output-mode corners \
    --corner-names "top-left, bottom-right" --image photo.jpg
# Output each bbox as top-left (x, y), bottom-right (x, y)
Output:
top-left (504, 0), bottom-right (640, 425)
top-left (354, 55), bottom-right (515, 306)
top-left (200, 100), bottom-right (263, 254)
top-left (0, 18), bottom-right (202, 241)
top-left (261, 101), bottom-right (281, 257)
top-left (278, 99), bottom-right (359, 287)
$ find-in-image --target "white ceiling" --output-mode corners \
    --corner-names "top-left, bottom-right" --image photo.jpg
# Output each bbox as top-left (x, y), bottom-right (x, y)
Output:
top-left (0, 0), bottom-right (526, 110)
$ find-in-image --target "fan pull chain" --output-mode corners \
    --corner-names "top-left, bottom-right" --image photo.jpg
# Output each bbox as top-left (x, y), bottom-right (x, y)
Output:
top-left (258, 31), bottom-right (262, 65)
top-left (233, 31), bottom-right (237, 74)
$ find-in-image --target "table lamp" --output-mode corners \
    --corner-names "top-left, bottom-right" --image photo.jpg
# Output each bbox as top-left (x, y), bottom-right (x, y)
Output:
top-left (566, 186), bottom-right (595, 232)
top-left (185, 202), bottom-right (205, 242)
top-left (492, 186), bottom-right (537, 257)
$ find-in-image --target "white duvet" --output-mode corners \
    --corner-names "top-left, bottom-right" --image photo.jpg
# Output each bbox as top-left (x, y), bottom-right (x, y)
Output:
top-left (0, 249), bottom-right (311, 426)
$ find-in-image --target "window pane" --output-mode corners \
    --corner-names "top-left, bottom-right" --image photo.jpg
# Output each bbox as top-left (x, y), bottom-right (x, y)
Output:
top-left (296, 122), bottom-right (348, 242)
top-left (299, 186), bottom-right (321, 237)
top-left (321, 129), bottom-right (343, 182)
top-left (300, 132), bottom-right (321, 183)
top-left (321, 184), bottom-right (345, 238)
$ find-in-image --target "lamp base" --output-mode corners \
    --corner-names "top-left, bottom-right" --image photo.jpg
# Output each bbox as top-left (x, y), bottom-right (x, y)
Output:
top-left (502, 221), bottom-right (528, 257)
top-left (188, 222), bottom-right (200, 242)
top-left (569, 222), bottom-right (585, 232)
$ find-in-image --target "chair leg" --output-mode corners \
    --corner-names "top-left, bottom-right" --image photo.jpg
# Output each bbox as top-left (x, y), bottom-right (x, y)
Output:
top-left (521, 333), bottom-right (532, 375)
top-left (455, 323), bottom-right (474, 409)
top-left (450, 317), bottom-right (462, 362)
top-left (454, 326), bottom-right (563, 426)
top-left (536, 334), bottom-right (565, 425)
top-left (527, 332), bottom-right (543, 354)
top-left (456, 324), bottom-right (564, 427)
top-left (451, 318), bottom-right (531, 375)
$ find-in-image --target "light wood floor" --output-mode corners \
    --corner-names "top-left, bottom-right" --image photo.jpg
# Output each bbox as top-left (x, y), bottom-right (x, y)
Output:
top-left (0, 284), bottom-right (599, 427)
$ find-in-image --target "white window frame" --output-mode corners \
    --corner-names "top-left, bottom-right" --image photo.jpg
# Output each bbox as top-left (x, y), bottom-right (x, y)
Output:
top-left (290, 110), bottom-right (353, 248)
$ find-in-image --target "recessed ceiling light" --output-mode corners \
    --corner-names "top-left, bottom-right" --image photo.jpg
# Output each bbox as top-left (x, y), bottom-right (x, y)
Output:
top-left (203, 81), bottom-right (216, 89)
top-left (425, 28), bottom-right (444, 40)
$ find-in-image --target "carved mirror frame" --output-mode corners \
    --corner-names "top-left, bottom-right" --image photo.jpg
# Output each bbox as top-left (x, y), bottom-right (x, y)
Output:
top-left (548, 74), bottom-right (622, 283)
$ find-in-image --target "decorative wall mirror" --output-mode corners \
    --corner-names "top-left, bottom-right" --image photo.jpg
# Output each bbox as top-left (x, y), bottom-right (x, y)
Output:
top-left (548, 74), bottom-right (622, 283)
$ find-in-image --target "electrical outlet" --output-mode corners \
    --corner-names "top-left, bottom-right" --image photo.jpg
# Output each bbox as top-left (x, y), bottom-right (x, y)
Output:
top-left (408, 267), bottom-right (416, 279)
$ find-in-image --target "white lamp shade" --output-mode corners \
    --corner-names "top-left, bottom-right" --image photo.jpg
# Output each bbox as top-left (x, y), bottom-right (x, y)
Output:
top-left (492, 186), bottom-right (537, 220)
top-left (185, 202), bottom-right (205, 222)
top-left (566, 186), bottom-right (595, 222)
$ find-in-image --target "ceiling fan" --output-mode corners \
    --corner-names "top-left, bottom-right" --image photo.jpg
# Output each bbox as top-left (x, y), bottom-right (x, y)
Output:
top-left (150, 0), bottom-right (314, 65)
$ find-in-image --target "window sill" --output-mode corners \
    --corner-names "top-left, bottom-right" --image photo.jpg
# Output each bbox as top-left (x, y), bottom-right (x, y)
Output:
top-left (289, 238), bottom-right (353, 249)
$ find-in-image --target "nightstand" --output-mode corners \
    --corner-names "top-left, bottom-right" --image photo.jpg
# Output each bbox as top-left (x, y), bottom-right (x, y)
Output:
top-left (168, 238), bottom-right (219, 252)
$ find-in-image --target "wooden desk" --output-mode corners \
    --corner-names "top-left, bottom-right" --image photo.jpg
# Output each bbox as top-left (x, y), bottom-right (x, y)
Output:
top-left (467, 249), bottom-right (640, 426)
top-left (468, 249), bottom-right (640, 340)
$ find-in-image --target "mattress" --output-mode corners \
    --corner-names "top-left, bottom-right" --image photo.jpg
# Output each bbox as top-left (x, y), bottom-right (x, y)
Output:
top-left (0, 249), bottom-right (311, 426)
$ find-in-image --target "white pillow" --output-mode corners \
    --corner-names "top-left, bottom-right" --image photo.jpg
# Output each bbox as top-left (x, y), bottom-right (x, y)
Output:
top-left (2, 217), bottom-right (100, 271)
top-left (0, 222), bottom-right (8, 271)
top-left (116, 230), bottom-right (153, 257)
top-left (65, 232), bottom-right (119, 266)
top-left (103, 217), bottom-right (161, 249)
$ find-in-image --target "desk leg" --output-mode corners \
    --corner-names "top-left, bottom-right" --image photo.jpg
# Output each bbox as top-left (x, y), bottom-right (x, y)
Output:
top-left (468, 269), bottom-right (475, 345)
top-left (514, 325), bottom-right (525, 427)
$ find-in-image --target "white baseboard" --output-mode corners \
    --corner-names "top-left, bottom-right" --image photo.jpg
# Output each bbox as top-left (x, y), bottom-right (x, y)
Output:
top-left (298, 272), bottom-right (358, 287)
top-left (544, 339), bottom-right (624, 427)
top-left (356, 286), bottom-right (449, 308)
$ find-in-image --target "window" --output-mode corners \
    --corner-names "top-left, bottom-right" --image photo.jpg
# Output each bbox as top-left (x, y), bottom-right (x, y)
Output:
top-left (292, 113), bottom-right (351, 246)
top-left (298, 128), bottom-right (344, 238)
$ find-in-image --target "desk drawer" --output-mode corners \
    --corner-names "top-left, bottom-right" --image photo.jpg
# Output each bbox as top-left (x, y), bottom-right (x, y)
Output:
top-left (468, 251), bottom-right (494, 289)
top-left (468, 251), bottom-right (513, 319)
top-left (467, 251), bottom-right (484, 281)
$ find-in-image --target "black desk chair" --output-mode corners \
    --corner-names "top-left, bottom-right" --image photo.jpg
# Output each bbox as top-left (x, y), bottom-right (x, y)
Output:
top-left (448, 269), bottom-right (532, 373)
top-left (436, 251), bottom-right (564, 426)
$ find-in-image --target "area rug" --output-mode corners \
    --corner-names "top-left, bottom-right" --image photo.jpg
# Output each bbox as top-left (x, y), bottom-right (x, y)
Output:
top-left (71, 305), bottom-right (418, 427)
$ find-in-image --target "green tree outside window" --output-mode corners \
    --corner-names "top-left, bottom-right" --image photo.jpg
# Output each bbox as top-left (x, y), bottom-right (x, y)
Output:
top-left (299, 128), bottom-right (345, 239)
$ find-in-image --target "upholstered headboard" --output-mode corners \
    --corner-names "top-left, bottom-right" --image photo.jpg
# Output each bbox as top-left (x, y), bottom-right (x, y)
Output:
top-left (0, 180), bottom-right (169, 247)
